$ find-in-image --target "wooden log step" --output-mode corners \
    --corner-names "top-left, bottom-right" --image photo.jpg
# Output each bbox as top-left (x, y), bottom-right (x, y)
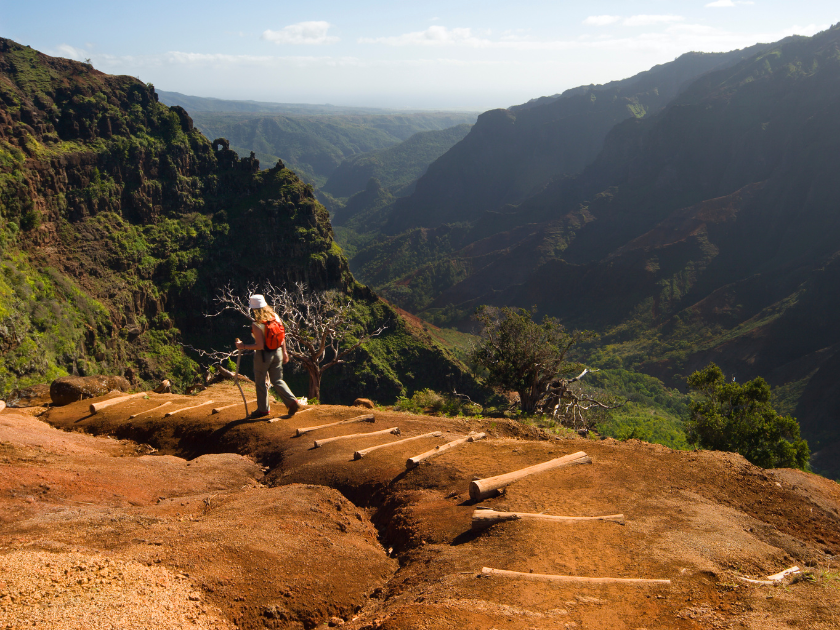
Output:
top-left (296, 414), bottom-right (375, 436)
top-left (89, 392), bottom-right (149, 414)
top-left (164, 400), bottom-right (215, 417)
top-left (212, 399), bottom-right (259, 414)
top-left (471, 509), bottom-right (624, 530)
top-left (354, 431), bottom-right (443, 460)
top-left (129, 401), bottom-right (172, 419)
top-left (314, 427), bottom-right (400, 449)
top-left (481, 567), bottom-right (670, 586)
top-left (469, 451), bottom-right (591, 501)
top-left (406, 432), bottom-right (486, 469)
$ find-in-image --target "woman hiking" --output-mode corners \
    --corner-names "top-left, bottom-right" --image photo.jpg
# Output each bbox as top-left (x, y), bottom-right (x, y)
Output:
top-left (235, 294), bottom-right (307, 418)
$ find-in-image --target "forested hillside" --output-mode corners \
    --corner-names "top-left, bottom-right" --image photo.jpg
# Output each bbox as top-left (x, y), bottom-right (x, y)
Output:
top-left (322, 124), bottom-right (472, 200)
top-left (0, 38), bottom-right (478, 403)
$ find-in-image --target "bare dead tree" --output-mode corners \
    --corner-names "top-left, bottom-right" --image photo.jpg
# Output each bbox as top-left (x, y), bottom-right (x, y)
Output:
top-left (208, 282), bottom-right (385, 400)
top-left (537, 368), bottom-right (624, 432)
top-left (181, 344), bottom-right (252, 382)
top-left (267, 282), bottom-right (385, 400)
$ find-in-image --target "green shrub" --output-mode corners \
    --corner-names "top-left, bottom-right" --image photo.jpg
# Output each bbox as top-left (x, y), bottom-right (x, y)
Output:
top-left (20, 210), bottom-right (41, 231)
top-left (395, 388), bottom-right (482, 417)
top-left (686, 363), bottom-right (810, 469)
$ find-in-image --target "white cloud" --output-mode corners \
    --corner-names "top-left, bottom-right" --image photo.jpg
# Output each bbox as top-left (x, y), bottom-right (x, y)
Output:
top-left (706, 0), bottom-right (755, 6)
top-left (261, 21), bottom-right (338, 45)
top-left (82, 18), bottom-right (832, 77)
top-left (88, 51), bottom-right (504, 73)
top-left (623, 15), bottom-right (685, 26)
top-left (359, 25), bottom-right (492, 47)
top-left (359, 20), bottom-right (710, 50)
top-left (51, 44), bottom-right (88, 61)
top-left (584, 15), bottom-right (621, 26)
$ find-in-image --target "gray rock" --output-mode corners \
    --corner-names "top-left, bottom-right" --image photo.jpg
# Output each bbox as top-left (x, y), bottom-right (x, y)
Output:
top-left (50, 375), bottom-right (131, 406)
top-left (7, 383), bottom-right (52, 408)
top-left (353, 398), bottom-right (375, 409)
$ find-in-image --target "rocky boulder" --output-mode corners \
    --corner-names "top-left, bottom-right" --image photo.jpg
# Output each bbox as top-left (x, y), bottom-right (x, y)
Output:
top-left (50, 376), bottom-right (131, 406)
top-left (6, 383), bottom-right (52, 408)
top-left (353, 398), bottom-right (375, 409)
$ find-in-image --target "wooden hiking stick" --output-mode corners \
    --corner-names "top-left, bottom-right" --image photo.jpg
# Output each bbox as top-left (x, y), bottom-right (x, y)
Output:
top-left (235, 348), bottom-right (249, 418)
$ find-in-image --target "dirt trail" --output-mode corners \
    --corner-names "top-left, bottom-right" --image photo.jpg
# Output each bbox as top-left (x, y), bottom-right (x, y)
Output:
top-left (2, 382), bottom-right (839, 629)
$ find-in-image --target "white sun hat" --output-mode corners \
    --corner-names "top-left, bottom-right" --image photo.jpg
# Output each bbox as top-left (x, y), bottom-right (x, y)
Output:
top-left (249, 294), bottom-right (268, 309)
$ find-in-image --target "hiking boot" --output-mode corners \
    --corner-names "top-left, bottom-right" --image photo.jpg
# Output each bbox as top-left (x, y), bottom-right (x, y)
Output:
top-left (249, 409), bottom-right (270, 419)
top-left (286, 400), bottom-right (308, 416)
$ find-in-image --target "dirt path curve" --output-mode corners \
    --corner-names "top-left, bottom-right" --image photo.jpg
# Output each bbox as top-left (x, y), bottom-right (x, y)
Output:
top-left (6, 382), bottom-right (840, 629)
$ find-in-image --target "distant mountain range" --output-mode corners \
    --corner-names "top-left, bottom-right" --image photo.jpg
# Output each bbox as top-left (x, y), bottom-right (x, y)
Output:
top-left (156, 91), bottom-right (477, 188)
top-left (341, 24), bottom-right (840, 477)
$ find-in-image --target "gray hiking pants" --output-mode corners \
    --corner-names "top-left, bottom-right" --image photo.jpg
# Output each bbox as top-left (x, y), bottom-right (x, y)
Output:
top-left (253, 348), bottom-right (297, 413)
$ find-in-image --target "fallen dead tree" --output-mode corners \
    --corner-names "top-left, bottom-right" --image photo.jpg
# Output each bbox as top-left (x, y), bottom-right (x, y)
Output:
top-left (469, 451), bottom-right (591, 501)
top-left (354, 431), bottom-right (443, 460)
top-left (472, 509), bottom-right (624, 530)
top-left (737, 566), bottom-right (801, 585)
top-left (314, 427), bottom-right (400, 449)
top-left (406, 432), bottom-right (486, 469)
top-left (481, 567), bottom-right (670, 586)
top-left (296, 414), bottom-right (375, 436)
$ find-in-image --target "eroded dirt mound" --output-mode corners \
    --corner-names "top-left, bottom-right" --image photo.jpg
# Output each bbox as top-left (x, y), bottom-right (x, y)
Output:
top-left (0, 403), bottom-right (395, 629)
top-left (3, 382), bottom-right (839, 629)
top-left (0, 549), bottom-right (234, 630)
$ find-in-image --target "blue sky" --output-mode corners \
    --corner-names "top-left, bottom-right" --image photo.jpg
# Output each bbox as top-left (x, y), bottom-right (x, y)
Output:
top-left (2, 1), bottom-right (836, 110)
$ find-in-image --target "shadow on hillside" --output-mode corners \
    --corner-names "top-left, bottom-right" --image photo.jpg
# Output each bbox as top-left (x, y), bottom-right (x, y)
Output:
top-left (209, 418), bottom-right (271, 440)
top-left (450, 529), bottom-right (483, 546)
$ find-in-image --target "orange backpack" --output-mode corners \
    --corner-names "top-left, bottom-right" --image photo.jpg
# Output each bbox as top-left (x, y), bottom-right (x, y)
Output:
top-left (263, 319), bottom-right (285, 350)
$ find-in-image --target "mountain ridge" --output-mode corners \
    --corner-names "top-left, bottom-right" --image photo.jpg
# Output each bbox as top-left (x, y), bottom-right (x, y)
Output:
top-left (343, 24), bottom-right (840, 476)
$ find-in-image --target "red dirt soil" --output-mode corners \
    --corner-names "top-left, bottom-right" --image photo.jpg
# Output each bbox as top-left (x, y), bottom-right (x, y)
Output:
top-left (2, 382), bottom-right (839, 629)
